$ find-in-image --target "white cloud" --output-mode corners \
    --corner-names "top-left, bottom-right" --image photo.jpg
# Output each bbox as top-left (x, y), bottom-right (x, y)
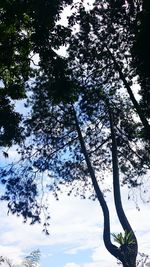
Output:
top-left (0, 245), bottom-right (23, 264)
top-left (91, 246), bottom-right (118, 266)
top-left (83, 262), bottom-right (116, 267)
top-left (63, 260), bottom-right (118, 267)
top-left (83, 264), bottom-right (102, 267)
top-left (64, 263), bottom-right (80, 267)
top-left (0, 187), bottom-right (150, 267)
top-left (0, 196), bottom-right (102, 263)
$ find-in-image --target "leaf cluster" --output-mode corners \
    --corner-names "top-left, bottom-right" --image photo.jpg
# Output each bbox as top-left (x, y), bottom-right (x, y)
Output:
top-left (112, 230), bottom-right (135, 246)
top-left (0, 0), bottom-right (73, 146)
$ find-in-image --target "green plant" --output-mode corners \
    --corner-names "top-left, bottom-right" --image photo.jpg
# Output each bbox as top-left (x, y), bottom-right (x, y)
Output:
top-left (112, 231), bottom-right (136, 246)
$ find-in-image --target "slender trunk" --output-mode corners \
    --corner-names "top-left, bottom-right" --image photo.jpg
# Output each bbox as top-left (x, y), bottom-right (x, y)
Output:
top-left (106, 46), bottom-right (150, 139)
top-left (72, 104), bottom-right (138, 266)
top-left (107, 104), bottom-right (136, 234)
top-left (107, 102), bottom-right (138, 266)
top-left (72, 106), bottom-right (123, 261)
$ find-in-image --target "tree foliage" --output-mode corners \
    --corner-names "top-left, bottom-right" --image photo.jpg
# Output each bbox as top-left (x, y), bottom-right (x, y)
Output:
top-left (0, 250), bottom-right (40, 267)
top-left (23, 249), bottom-right (40, 267)
top-left (67, 0), bottom-right (150, 139)
top-left (132, 0), bottom-right (150, 118)
top-left (0, 0), bottom-right (72, 146)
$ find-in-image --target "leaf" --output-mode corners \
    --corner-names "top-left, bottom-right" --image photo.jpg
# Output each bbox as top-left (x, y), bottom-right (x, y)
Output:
top-left (3, 151), bottom-right (9, 158)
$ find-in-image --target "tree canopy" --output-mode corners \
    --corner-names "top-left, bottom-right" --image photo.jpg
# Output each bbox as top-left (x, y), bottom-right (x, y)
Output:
top-left (0, 0), bottom-right (72, 146)
top-left (0, 0), bottom-right (149, 145)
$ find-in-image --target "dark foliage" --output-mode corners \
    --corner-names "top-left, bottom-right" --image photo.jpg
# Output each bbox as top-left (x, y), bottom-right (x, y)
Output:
top-left (0, 0), bottom-right (73, 146)
top-left (132, 0), bottom-right (150, 118)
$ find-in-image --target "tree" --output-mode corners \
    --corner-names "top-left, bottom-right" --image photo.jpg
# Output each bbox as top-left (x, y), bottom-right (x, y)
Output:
top-left (0, 0), bottom-right (150, 266)
top-left (22, 250), bottom-right (40, 267)
top-left (0, 257), bottom-right (14, 267)
top-left (0, 250), bottom-right (40, 267)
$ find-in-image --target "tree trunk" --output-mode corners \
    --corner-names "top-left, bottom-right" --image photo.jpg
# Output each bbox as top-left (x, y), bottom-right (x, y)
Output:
top-left (72, 105), bottom-right (124, 262)
top-left (107, 102), bottom-right (138, 266)
top-left (72, 104), bottom-right (138, 266)
top-left (123, 263), bottom-right (136, 267)
top-left (107, 103), bottom-right (137, 233)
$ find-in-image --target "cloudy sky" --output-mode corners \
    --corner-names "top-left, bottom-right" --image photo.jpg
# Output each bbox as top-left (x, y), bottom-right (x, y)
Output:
top-left (0, 174), bottom-right (150, 267)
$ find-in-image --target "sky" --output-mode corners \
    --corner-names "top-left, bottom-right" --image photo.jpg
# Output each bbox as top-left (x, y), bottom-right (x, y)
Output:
top-left (0, 167), bottom-right (150, 267)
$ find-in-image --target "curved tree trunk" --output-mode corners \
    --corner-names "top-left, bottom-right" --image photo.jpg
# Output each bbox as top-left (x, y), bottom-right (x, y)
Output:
top-left (72, 103), bottom-right (138, 267)
top-left (107, 102), bottom-right (138, 266)
top-left (72, 105), bottom-right (124, 262)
